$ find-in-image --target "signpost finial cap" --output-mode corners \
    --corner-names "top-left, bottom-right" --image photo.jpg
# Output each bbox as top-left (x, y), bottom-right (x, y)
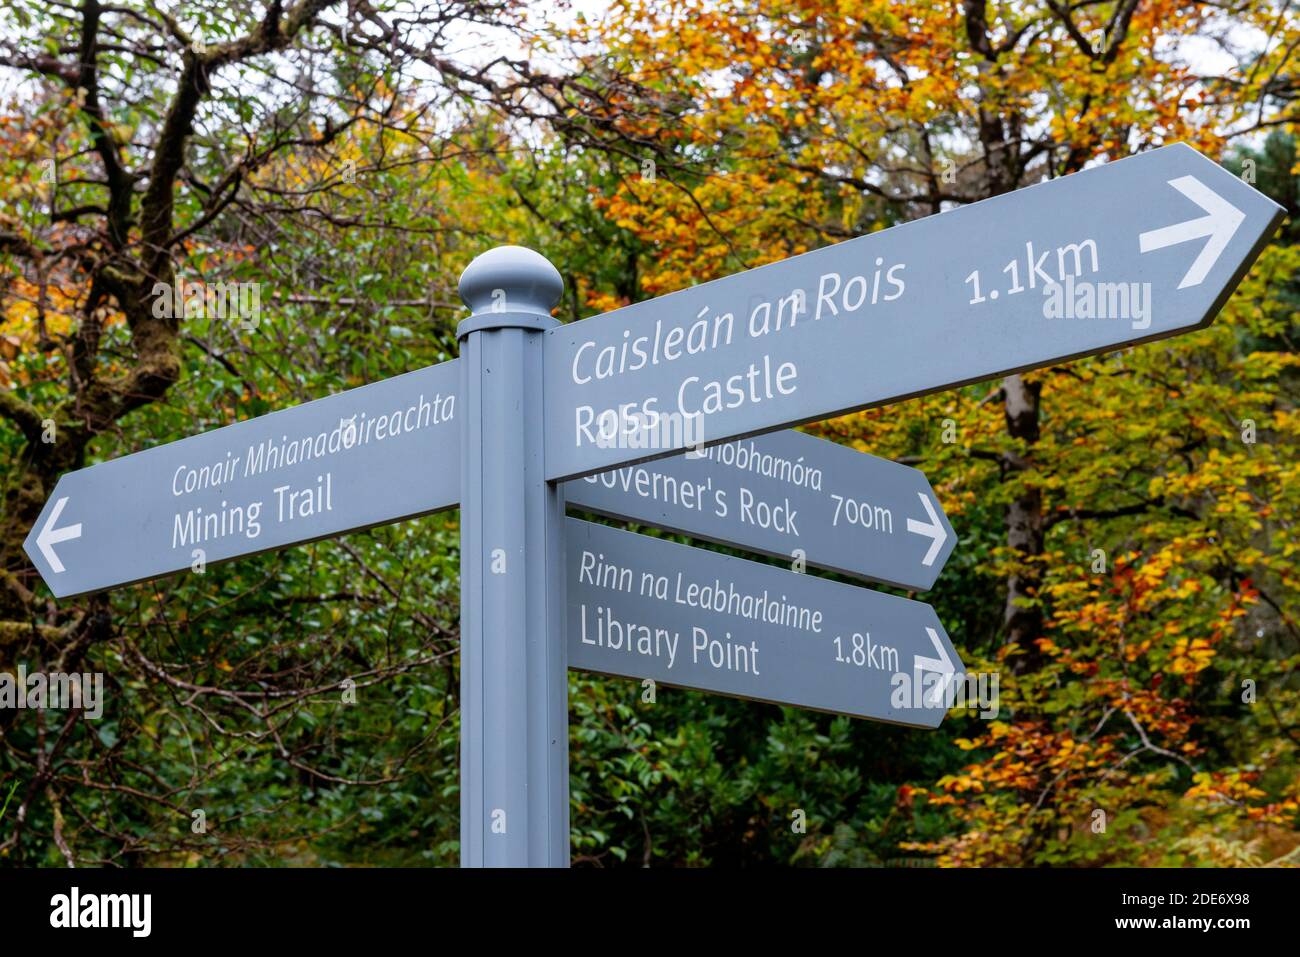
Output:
top-left (459, 245), bottom-right (563, 318)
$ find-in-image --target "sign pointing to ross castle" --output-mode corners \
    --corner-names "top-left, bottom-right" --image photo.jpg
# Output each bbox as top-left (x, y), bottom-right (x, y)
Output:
top-left (544, 144), bottom-right (1285, 481)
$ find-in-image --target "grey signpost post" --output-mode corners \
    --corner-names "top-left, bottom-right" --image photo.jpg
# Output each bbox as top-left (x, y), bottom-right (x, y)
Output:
top-left (20, 143), bottom-right (1285, 868)
top-left (456, 247), bottom-right (570, 867)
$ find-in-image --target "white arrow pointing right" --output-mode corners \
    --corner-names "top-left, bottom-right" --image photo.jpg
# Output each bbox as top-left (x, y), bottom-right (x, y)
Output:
top-left (36, 496), bottom-right (82, 574)
top-left (914, 626), bottom-right (956, 707)
top-left (906, 492), bottom-right (948, 567)
top-left (1139, 175), bottom-right (1245, 289)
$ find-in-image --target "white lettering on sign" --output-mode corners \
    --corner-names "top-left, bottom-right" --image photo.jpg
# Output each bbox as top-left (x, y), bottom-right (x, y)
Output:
top-left (581, 466), bottom-right (724, 516)
top-left (691, 627), bottom-right (761, 675)
top-left (831, 493), bottom-right (893, 534)
top-left (173, 499), bottom-right (263, 548)
top-left (578, 603), bottom-right (680, 669)
top-left (244, 392), bottom-right (453, 482)
top-left (686, 439), bottom-right (823, 490)
top-left (576, 547), bottom-right (823, 637)
top-left (738, 487), bottom-right (799, 536)
top-left (813, 261), bottom-right (906, 320)
top-left (161, 386), bottom-right (455, 562)
top-left (963, 237), bottom-right (1100, 305)
top-left (569, 308), bottom-right (736, 385)
top-left (565, 263), bottom-right (908, 450)
top-left (171, 473), bottom-right (334, 550)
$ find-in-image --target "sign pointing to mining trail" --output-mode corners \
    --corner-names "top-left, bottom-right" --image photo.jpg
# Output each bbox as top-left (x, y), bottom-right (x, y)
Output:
top-left (23, 361), bottom-right (460, 598)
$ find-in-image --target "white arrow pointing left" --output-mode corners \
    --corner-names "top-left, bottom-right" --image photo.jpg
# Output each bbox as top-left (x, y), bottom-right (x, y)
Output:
top-left (914, 626), bottom-right (955, 707)
top-left (36, 496), bottom-right (82, 573)
top-left (906, 492), bottom-right (948, 567)
top-left (1139, 175), bottom-right (1245, 289)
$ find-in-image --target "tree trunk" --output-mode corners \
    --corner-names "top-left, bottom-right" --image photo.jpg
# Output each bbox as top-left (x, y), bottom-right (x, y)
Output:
top-left (1001, 373), bottom-right (1044, 669)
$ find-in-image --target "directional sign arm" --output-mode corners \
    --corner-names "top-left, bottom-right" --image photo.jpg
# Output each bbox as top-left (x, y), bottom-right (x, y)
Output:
top-left (23, 361), bottom-right (461, 598)
top-left (546, 144), bottom-right (1285, 482)
top-left (566, 518), bottom-right (964, 727)
top-left (566, 429), bottom-right (956, 590)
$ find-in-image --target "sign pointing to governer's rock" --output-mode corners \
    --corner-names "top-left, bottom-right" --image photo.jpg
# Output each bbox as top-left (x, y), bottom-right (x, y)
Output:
top-left (566, 428), bottom-right (954, 590)
top-left (545, 143), bottom-right (1285, 481)
top-left (23, 362), bottom-right (460, 598)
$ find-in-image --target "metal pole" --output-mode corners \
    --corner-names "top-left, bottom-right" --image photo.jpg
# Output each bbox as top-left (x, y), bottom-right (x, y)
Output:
top-left (457, 246), bottom-right (569, 867)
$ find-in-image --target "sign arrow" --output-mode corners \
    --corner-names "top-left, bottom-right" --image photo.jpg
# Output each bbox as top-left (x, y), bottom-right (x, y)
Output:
top-left (914, 626), bottom-right (955, 707)
top-left (34, 496), bottom-right (82, 574)
top-left (545, 143), bottom-right (1284, 482)
top-left (565, 518), bottom-right (965, 727)
top-left (1139, 175), bottom-right (1245, 289)
top-left (905, 493), bottom-right (947, 568)
top-left (567, 428), bottom-right (955, 590)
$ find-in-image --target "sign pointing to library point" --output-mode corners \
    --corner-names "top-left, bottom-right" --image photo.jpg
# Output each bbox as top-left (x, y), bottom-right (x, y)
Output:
top-left (545, 143), bottom-right (1285, 481)
top-left (23, 361), bottom-right (460, 598)
top-left (566, 428), bottom-right (954, 590)
top-left (565, 518), bottom-right (963, 726)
